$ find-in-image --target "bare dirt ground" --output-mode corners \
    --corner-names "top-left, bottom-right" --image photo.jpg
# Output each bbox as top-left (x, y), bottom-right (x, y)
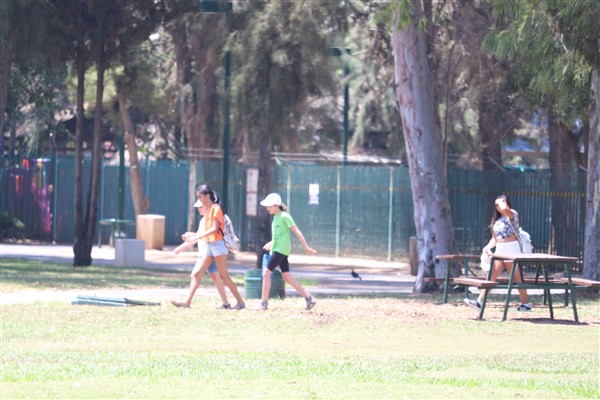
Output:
top-left (2, 241), bottom-right (599, 324)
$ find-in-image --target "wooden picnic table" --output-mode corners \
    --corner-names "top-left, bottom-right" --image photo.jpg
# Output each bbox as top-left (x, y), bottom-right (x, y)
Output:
top-left (434, 254), bottom-right (481, 303)
top-left (480, 253), bottom-right (580, 322)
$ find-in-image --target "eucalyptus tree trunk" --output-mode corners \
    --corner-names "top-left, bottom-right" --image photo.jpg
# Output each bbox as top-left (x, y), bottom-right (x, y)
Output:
top-left (547, 106), bottom-right (577, 256)
top-left (391, 1), bottom-right (456, 292)
top-left (583, 65), bottom-right (600, 280)
top-left (117, 92), bottom-right (150, 216)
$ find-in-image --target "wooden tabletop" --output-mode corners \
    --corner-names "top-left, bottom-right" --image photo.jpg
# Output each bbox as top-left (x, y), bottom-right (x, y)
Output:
top-left (492, 253), bottom-right (579, 262)
top-left (435, 254), bottom-right (481, 261)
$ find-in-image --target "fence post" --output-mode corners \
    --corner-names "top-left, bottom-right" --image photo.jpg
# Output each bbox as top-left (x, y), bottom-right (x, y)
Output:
top-left (52, 151), bottom-right (59, 243)
top-left (387, 166), bottom-right (394, 261)
top-left (335, 165), bottom-right (341, 257)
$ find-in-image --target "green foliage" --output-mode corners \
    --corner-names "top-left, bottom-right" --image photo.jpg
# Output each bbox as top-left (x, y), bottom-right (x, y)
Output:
top-left (484, 0), bottom-right (598, 124)
top-left (5, 61), bottom-right (69, 157)
top-left (0, 213), bottom-right (25, 239)
top-left (345, 1), bottom-right (403, 155)
top-left (229, 0), bottom-right (345, 148)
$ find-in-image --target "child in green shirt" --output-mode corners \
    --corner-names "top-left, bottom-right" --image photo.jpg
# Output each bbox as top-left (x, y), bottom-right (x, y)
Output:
top-left (259, 193), bottom-right (317, 311)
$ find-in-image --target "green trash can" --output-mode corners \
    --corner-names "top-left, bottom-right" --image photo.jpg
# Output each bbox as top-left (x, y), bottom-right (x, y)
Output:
top-left (244, 269), bottom-right (262, 299)
top-left (269, 269), bottom-right (285, 299)
top-left (243, 269), bottom-right (285, 300)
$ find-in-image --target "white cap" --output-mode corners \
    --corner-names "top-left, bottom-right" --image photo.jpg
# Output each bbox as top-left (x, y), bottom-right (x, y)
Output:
top-left (193, 200), bottom-right (203, 208)
top-left (260, 193), bottom-right (282, 207)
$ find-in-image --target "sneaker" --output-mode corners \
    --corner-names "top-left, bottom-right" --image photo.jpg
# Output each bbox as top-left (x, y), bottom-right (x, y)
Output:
top-left (305, 295), bottom-right (317, 310)
top-left (219, 304), bottom-right (232, 310)
top-left (259, 301), bottom-right (268, 310)
top-left (233, 302), bottom-right (245, 310)
top-left (516, 303), bottom-right (532, 312)
top-left (464, 298), bottom-right (481, 310)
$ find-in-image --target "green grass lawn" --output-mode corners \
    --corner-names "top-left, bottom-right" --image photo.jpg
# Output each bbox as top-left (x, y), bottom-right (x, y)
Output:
top-left (1, 258), bottom-right (599, 399)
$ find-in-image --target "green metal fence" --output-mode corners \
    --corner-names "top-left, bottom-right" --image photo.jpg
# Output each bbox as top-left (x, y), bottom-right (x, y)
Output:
top-left (0, 155), bottom-right (586, 262)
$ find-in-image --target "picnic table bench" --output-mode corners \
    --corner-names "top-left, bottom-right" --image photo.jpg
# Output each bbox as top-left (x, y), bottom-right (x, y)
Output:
top-left (433, 254), bottom-right (481, 303)
top-left (453, 253), bottom-right (581, 322)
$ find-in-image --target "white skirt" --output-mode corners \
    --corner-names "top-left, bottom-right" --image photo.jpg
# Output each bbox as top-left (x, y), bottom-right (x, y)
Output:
top-left (496, 240), bottom-right (521, 254)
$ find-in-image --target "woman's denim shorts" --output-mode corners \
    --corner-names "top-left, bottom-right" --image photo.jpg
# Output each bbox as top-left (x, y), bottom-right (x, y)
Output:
top-left (205, 240), bottom-right (228, 257)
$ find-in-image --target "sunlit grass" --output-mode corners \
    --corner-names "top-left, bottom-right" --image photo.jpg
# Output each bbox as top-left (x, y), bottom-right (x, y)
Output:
top-left (1, 258), bottom-right (598, 399)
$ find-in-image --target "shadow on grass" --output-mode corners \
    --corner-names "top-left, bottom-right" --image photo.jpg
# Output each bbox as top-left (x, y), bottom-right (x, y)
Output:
top-left (513, 317), bottom-right (590, 326)
top-left (0, 258), bottom-right (190, 290)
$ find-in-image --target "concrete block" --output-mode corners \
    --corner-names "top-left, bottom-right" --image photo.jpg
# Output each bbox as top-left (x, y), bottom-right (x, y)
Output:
top-left (115, 239), bottom-right (145, 267)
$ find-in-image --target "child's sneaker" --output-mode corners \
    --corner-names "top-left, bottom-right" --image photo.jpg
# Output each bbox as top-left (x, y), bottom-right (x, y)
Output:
top-left (259, 301), bottom-right (268, 310)
top-left (516, 303), bottom-right (532, 312)
top-left (464, 298), bottom-right (481, 310)
top-left (305, 295), bottom-right (317, 310)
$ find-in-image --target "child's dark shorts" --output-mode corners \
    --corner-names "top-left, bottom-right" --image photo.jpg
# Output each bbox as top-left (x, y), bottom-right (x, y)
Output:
top-left (266, 251), bottom-right (290, 273)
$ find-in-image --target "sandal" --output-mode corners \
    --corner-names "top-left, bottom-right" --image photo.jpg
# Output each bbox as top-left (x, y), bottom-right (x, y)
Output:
top-left (171, 300), bottom-right (190, 308)
top-left (233, 303), bottom-right (245, 310)
top-left (219, 304), bottom-right (232, 309)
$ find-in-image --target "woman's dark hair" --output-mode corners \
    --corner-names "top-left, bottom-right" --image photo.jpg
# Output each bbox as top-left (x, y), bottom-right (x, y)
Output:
top-left (490, 194), bottom-right (512, 231)
top-left (195, 184), bottom-right (220, 204)
top-left (278, 203), bottom-right (288, 212)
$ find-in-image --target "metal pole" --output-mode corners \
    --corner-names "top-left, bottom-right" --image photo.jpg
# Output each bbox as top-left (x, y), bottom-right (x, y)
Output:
top-left (52, 148), bottom-right (58, 243)
top-left (118, 134), bottom-right (125, 221)
top-left (343, 50), bottom-right (350, 165)
top-left (222, 49), bottom-right (231, 213)
top-left (335, 165), bottom-right (341, 257)
top-left (387, 166), bottom-right (394, 261)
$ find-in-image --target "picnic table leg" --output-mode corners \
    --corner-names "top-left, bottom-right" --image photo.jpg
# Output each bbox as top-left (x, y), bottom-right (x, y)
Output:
top-left (503, 261), bottom-right (519, 321)
top-left (463, 258), bottom-right (470, 300)
top-left (443, 262), bottom-right (450, 303)
top-left (544, 268), bottom-right (554, 320)
top-left (564, 265), bottom-right (579, 323)
top-left (479, 288), bottom-right (490, 320)
top-left (535, 266), bottom-right (548, 306)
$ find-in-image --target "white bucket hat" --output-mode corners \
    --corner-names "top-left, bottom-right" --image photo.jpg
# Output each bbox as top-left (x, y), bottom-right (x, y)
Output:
top-left (260, 193), bottom-right (282, 207)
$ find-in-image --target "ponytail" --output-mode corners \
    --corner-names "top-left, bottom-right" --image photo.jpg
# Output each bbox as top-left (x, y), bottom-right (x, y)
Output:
top-left (279, 203), bottom-right (288, 212)
top-left (212, 191), bottom-right (221, 205)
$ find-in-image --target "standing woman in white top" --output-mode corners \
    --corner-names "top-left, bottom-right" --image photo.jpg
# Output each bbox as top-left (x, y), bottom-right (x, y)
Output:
top-left (465, 194), bottom-right (531, 312)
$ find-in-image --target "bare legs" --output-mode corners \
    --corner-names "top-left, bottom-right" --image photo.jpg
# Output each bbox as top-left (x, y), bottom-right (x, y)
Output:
top-left (261, 270), bottom-right (309, 302)
top-left (214, 254), bottom-right (245, 307)
top-left (478, 260), bottom-right (529, 304)
top-left (209, 271), bottom-right (229, 306)
top-left (176, 255), bottom-right (243, 307)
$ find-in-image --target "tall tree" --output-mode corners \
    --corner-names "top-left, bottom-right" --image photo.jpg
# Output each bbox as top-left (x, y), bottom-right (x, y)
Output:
top-left (485, 0), bottom-right (599, 274)
top-left (1, 0), bottom-right (68, 158)
top-left (62, 0), bottom-right (163, 266)
top-left (587, 55), bottom-right (600, 280)
top-left (230, 0), bottom-right (345, 267)
top-left (390, 0), bottom-right (456, 292)
top-left (163, 2), bottom-right (223, 231)
top-left (110, 6), bottom-right (170, 218)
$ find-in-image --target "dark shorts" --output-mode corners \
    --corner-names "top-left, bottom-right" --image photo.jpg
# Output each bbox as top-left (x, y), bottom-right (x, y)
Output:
top-left (266, 251), bottom-right (290, 273)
